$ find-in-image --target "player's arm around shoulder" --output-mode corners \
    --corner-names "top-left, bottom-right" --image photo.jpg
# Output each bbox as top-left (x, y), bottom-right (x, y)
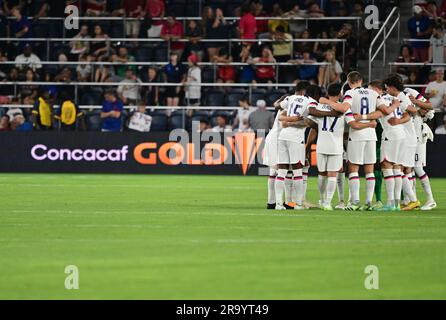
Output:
top-left (388, 112), bottom-right (411, 126)
top-left (319, 96), bottom-right (350, 113)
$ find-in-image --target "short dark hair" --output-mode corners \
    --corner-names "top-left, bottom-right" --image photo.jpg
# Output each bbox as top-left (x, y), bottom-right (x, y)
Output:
top-left (275, 26), bottom-right (285, 33)
top-left (327, 84), bottom-right (341, 97)
top-left (295, 81), bottom-right (310, 94)
top-left (347, 71), bottom-right (363, 84)
top-left (306, 85), bottom-right (322, 101)
top-left (369, 80), bottom-right (384, 90)
top-left (384, 75), bottom-right (404, 92)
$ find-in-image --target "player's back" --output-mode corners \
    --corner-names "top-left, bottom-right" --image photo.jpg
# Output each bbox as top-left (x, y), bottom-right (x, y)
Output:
top-left (397, 91), bottom-right (417, 147)
top-left (379, 93), bottom-right (406, 141)
top-left (312, 103), bottom-right (346, 155)
top-left (279, 94), bottom-right (316, 143)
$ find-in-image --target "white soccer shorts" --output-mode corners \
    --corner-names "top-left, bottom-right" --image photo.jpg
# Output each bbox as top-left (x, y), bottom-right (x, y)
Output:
top-left (400, 142), bottom-right (417, 168)
top-left (278, 140), bottom-right (305, 165)
top-left (347, 140), bottom-right (376, 165)
top-left (415, 143), bottom-right (427, 168)
top-left (317, 154), bottom-right (343, 173)
top-left (263, 133), bottom-right (278, 168)
top-left (381, 139), bottom-right (404, 165)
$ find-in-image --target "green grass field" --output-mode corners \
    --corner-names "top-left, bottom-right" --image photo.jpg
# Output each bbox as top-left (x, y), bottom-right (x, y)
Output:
top-left (0, 174), bottom-right (445, 300)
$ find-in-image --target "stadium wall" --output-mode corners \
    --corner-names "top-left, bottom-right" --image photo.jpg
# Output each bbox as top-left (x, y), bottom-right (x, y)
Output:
top-left (1, 132), bottom-right (445, 177)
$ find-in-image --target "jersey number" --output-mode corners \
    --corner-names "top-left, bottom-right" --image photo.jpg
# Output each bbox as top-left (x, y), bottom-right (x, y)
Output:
top-left (360, 97), bottom-right (370, 115)
top-left (322, 117), bottom-right (338, 132)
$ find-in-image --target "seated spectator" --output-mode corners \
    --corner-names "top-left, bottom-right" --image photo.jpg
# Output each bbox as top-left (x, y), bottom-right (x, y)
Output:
top-left (314, 31), bottom-right (334, 60)
top-left (184, 20), bottom-right (204, 62)
top-left (89, 24), bottom-right (111, 62)
top-left (268, 4), bottom-right (287, 36)
top-left (435, 115), bottom-right (446, 134)
top-left (11, 114), bottom-right (32, 131)
top-left (251, 47), bottom-right (276, 84)
top-left (214, 48), bottom-right (236, 84)
top-left (6, 104), bottom-right (24, 123)
top-left (408, 5), bottom-right (432, 63)
top-left (290, 50), bottom-right (319, 83)
top-left (123, 0), bottom-right (144, 38)
top-left (212, 115), bottom-right (232, 132)
top-left (318, 49), bottom-right (343, 87)
top-left (425, 68), bottom-right (446, 112)
top-left (204, 7), bottom-right (227, 61)
top-left (128, 104), bottom-right (152, 132)
top-left (95, 56), bottom-right (116, 82)
top-left (55, 93), bottom-right (84, 131)
top-left (161, 15), bottom-right (185, 58)
top-left (272, 26), bottom-right (293, 62)
top-left (184, 54), bottom-right (201, 108)
top-left (19, 68), bottom-right (38, 105)
top-left (428, 24), bottom-right (446, 64)
top-left (117, 68), bottom-right (142, 106)
top-left (0, 115), bottom-right (10, 131)
top-left (76, 54), bottom-right (92, 82)
top-left (70, 25), bottom-right (90, 60)
top-left (11, 6), bottom-right (32, 38)
top-left (282, 4), bottom-right (307, 36)
top-left (112, 46), bottom-right (136, 80)
top-left (394, 45), bottom-right (419, 79)
top-left (239, 3), bottom-right (257, 44)
top-left (248, 100), bottom-right (274, 131)
top-left (198, 119), bottom-right (210, 133)
top-left (31, 90), bottom-right (54, 131)
top-left (101, 90), bottom-right (123, 132)
top-left (145, 67), bottom-right (160, 106)
top-left (85, 0), bottom-right (107, 16)
top-left (163, 52), bottom-right (186, 111)
top-left (54, 67), bottom-right (73, 83)
top-left (294, 30), bottom-right (314, 57)
top-left (238, 45), bottom-right (255, 83)
top-left (15, 44), bottom-right (42, 74)
top-left (233, 96), bottom-right (255, 131)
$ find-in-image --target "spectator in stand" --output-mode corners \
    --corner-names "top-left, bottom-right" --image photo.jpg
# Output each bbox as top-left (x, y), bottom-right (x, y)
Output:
top-left (163, 52), bottom-right (186, 111)
top-left (20, 68), bottom-right (38, 105)
top-left (252, 0), bottom-right (269, 36)
top-left (11, 6), bottom-right (32, 39)
top-left (314, 31), bottom-right (334, 60)
top-left (85, 0), bottom-right (107, 16)
top-left (11, 114), bottom-right (32, 131)
top-left (123, 0), bottom-right (144, 38)
top-left (318, 49), bottom-right (343, 87)
top-left (89, 24), bottom-right (111, 62)
top-left (335, 23), bottom-right (357, 71)
top-left (184, 20), bottom-right (204, 62)
top-left (31, 90), bottom-right (54, 131)
top-left (249, 100), bottom-right (274, 131)
top-left (22, 0), bottom-right (48, 21)
top-left (282, 4), bottom-right (307, 36)
top-left (428, 24), bottom-right (446, 65)
top-left (144, 0), bottom-right (165, 37)
top-left (112, 46), bottom-right (136, 80)
top-left (128, 103), bottom-right (152, 132)
top-left (204, 7), bottom-right (227, 61)
top-left (394, 45), bottom-right (419, 80)
top-left (214, 48), bottom-right (236, 84)
top-left (0, 115), bottom-right (10, 131)
top-left (239, 3), bottom-right (256, 45)
top-left (117, 68), bottom-right (142, 106)
top-left (290, 49), bottom-right (319, 83)
top-left (145, 67), bottom-right (160, 107)
top-left (307, 2), bottom-right (325, 36)
top-left (161, 15), bottom-right (185, 58)
top-left (267, 4), bottom-right (287, 37)
top-left (251, 47), bottom-right (276, 84)
top-left (15, 44), bottom-right (42, 74)
top-left (238, 45), bottom-right (255, 83)
top-left (408, 5), bottom-right (432, 63)
top-left (294, 29), bottom-right (314, 57)
top-left (95, 56), bottom-right (116, 82)
top-left (3, 67), bottom-right (19, 96)
top-left (55, 93), bottom-right (84, 131)
top-left (425, 68), bottom-right (446, 112)
top-left (76, 54), bottom-right (92, 82)
top-left (101, 90), bottom-right (123, 132)
top-left (440, 0), bottom-right (446, 21)
top-left (212, 114), bottom-right (232, 132)
top-left (184, 54), bottom-right (201, 109)
top-left (424, 1), bottom-right (439, 21)
top-left (233, 96), bottom-right (255, 131)
top-left (272, 26), bottom-right (293, 62)
top-left (435, 115), bottom-right (446, 134)
top-left (70, 25), bottom-right (91, 60)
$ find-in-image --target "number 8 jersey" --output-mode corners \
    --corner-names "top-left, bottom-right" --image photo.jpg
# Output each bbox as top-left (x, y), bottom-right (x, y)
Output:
top-left (343, 87), bottom-right (384, 142)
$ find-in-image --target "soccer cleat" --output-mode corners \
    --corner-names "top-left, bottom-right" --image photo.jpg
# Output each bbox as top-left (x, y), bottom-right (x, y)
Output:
top-left (284, 203), bottom-right (295, 210)
top-left (304, 200), bottom-right (318, 209)
top-left (375, 205), bottom-right (397, 212)
top-left (371, 201), bottom-right (383, 210)
top-left (321, 204), bottom-right (334, 211)
top-left (421, 200), bottom-right (437, 211)
top-left (275, 204), bottom-right (287, 211)
top-left (344, 203), bottom-right (361, 211)
top-left (401, 201), bottom-right (421, 211)
top-left (267, 203), bottom-right (276, 210)
top-left (294, 204), bottom-right (305, 211)
top-left (359, 203), bottom-right (373, 211)
top-left (335, 202), bottom-right (346, 210)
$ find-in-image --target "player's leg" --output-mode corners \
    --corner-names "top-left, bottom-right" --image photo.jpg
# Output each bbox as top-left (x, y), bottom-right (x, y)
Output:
top-left (415, 143), bottom-right (436, 210)
top-left (362, 141), bottom-right (377, 210)
top-left (381, 161), bottom-right (396, 210)
top-left (402, 166), bottom-right (420, 211)
top-left (267, 167), bottom-right (277, 209)
top-left (275, 140), bottom-right (290, 210)
top-left (336, 168), bottom-right (346, 209)
top-left (292, 142), bottom-right (306, 210)
top-left (346, 141), bottom-right (363, 210)
top-left (317, 154), bottom-right (328, 208)
top-left (322, 155), bottom-right (343, 210)
top-left (374, 137), bottom-right (383, 208)
top-left (393, 165), bottom-right (403, 210)
top-left (285, 170), bottom-right (294, 207)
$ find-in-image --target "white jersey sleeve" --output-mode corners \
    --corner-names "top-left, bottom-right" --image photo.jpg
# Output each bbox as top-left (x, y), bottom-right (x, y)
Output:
top-left (398, 91), bottom-right (417, 147)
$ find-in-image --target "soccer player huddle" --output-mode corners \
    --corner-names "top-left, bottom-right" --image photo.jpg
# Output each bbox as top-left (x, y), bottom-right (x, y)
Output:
top-left (264, 71), bottom-right (437, 212)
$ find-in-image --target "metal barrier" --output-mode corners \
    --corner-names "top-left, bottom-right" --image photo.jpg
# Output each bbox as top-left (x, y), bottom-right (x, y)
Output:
top-left (368, 6), bottom-right (400, 81)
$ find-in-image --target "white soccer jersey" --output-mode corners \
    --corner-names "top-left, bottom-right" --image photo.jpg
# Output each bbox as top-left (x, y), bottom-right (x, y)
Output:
top-left (404, 88), bottom-right (427, 142)
top-left (378, 93), bottom-right (406, 141)
top-left (278, 95), bottom-right (317, 143)
top-left (308, 104), bottom-right (354, 155)
top-left (397, 91), bottom-right (417, 147)
top-left (343, 87), bottom-right (383, 141)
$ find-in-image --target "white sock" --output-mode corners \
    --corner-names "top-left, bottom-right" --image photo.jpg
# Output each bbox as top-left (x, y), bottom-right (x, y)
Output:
top-left (293, 169), bottom-right (304, 206)
top-left (302, 166), bottom-right (309, 202)
top-left (275, 169), bottom-right (287, 207)
top-left (393, 169), bottom-right (403, 206)
top-left (318, 174), bottom-right (328, 205)
top-left (268, 168), bottom-right (277, 204)
top-left (415, 168), bottom-right (434, 202)
top-left (365, 173), bottom-right (375, 205)
top-left (411, 172), bottom-right (417, 195)
top-left (402, 174), bottom-right (417, 202)
top-left (349, 172), bottom-right (360, 204)
top-left (383, 169), bottom-right (395, 207)
top-left (285, 171), bottom-right (293, 203)
top-left (326, 177), bottom-right (337, 206)
top-left (337, 172), bottom-right (345, 203)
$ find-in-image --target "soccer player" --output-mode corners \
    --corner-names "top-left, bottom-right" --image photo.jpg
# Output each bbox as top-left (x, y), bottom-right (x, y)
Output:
top-left (383, 75), bottom-right (421, 211)
top-left (320, 72), bottom-right (398, 211)
top-left (307, 84), bottom-right (379, 210)
top-left (275, 85), bottom-right (321, 210)
top-left (404, 86), bottom-right (437, 210)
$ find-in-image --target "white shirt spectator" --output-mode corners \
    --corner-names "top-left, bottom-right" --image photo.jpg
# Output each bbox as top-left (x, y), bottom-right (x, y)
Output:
top-left (235, 106), bottom-right (256, 131)
top-left (15, 53), bottom-right (42, 71)
top-left (212, 125), bottom-right (232, 132)
top-left (426, 79), bottom-right (446, 110)
top-left (117, 78), bottom-right (142, 103)
top-left (185, 66), bottom-right (201, 100)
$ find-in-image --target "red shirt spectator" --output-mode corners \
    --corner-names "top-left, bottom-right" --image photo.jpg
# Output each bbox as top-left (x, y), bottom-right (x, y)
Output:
top-left (123, 0), bottom-right (144, 17)
top-left (86, 0), bottom-right (106, 15)
top-left (161, 17), bottom-right (185, 51)
top-left (146, 0), bottom-right (165, 24)
top-left (239, 7), bottom-right (257, 40)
